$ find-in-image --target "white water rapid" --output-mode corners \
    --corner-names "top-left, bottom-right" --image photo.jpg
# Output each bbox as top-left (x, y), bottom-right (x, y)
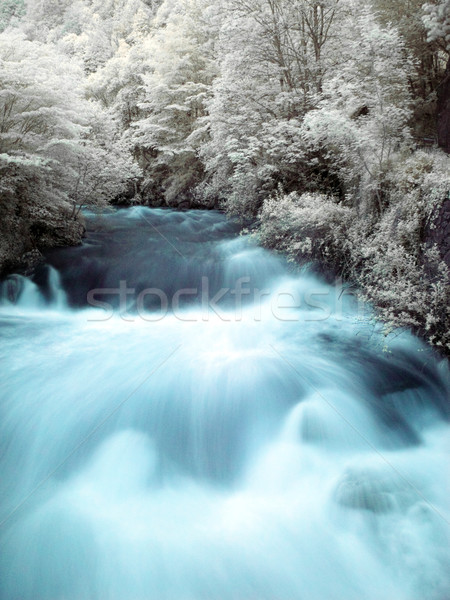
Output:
top-left (0, 208), bottom-right (449, 600)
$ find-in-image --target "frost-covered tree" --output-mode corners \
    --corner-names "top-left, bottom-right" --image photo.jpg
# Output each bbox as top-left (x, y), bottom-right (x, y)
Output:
top-left (300, 7), bottom-right (414, 213)
top-left (0, 30), bottom-right (88, 271)
top-left (130, 0), bottom-right (219, 205)
top-left (198, 0), bottom-right (343, 214)
top-left (199, 13), bottom-right (285, 213)
top-left (24, 0), bottom-right (72, 41)
top-left (0, 31), bottom-right (88, 181)
top-left (0, 0), bottom-right (25, 32)
top-left (0, 31), bottom-right (138, 220)
top-left (423, 0), bottom-right (450, 49)
top-left (25, 0), bottom-right (157, 72)
top-left (373, 1), bottom-right (440, 86)
top-left (225, 0), bottom-right (340, 104)
top-left (423, 0), bottom-right (450, 151)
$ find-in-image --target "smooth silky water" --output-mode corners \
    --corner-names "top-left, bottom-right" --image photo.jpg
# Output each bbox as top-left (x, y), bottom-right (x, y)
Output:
top-left (0, 208), bottom-right (449, 600)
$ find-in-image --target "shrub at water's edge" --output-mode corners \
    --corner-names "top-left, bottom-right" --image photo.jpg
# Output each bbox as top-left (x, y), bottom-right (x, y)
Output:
top-left (257, 150), bottom-right (450, 356)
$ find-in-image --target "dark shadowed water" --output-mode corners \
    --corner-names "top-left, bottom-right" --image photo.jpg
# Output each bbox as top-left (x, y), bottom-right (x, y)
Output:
top-left (0, 207), bottom-right (449, 600)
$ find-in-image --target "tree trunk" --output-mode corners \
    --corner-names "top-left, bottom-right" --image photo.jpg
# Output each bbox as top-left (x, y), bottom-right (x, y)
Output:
top-left (437, 56), bottom-right (450, 153)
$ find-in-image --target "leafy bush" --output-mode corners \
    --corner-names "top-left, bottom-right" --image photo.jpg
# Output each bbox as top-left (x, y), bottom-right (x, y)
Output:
top-left (259, 190), bottom-right (355, 273)
top-left (258, 149), bottom-right (450, 353)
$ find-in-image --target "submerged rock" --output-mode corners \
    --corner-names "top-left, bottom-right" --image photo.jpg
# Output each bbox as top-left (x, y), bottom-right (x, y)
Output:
top-left (334, 466), bottom-right (414, 514)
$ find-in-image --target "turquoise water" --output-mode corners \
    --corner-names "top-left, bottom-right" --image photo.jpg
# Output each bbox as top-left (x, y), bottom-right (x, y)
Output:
top-left (0, 208), bottom-right (449, 600)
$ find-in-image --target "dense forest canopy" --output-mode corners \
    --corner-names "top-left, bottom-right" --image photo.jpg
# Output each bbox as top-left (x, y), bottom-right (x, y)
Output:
top-left (0, 0), bottom-right (449, 352)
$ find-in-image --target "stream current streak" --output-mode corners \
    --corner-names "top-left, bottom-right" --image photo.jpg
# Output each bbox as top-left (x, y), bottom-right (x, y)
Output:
top-left (0, 207), bottom-right (449, 600)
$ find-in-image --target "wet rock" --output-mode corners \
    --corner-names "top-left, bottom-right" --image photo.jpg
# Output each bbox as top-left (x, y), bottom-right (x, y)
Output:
top-left (334, 467), bottom-right (413, 514)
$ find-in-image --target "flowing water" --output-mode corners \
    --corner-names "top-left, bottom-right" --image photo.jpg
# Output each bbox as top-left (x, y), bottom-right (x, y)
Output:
top-left (0, 207), bottom-right (449, 600)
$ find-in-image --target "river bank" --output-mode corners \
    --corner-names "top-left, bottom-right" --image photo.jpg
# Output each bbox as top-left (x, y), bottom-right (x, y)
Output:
top-left (0, 198), bottom-right (85, 278)
top-left (254, 157), bottom-right (450, 359)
